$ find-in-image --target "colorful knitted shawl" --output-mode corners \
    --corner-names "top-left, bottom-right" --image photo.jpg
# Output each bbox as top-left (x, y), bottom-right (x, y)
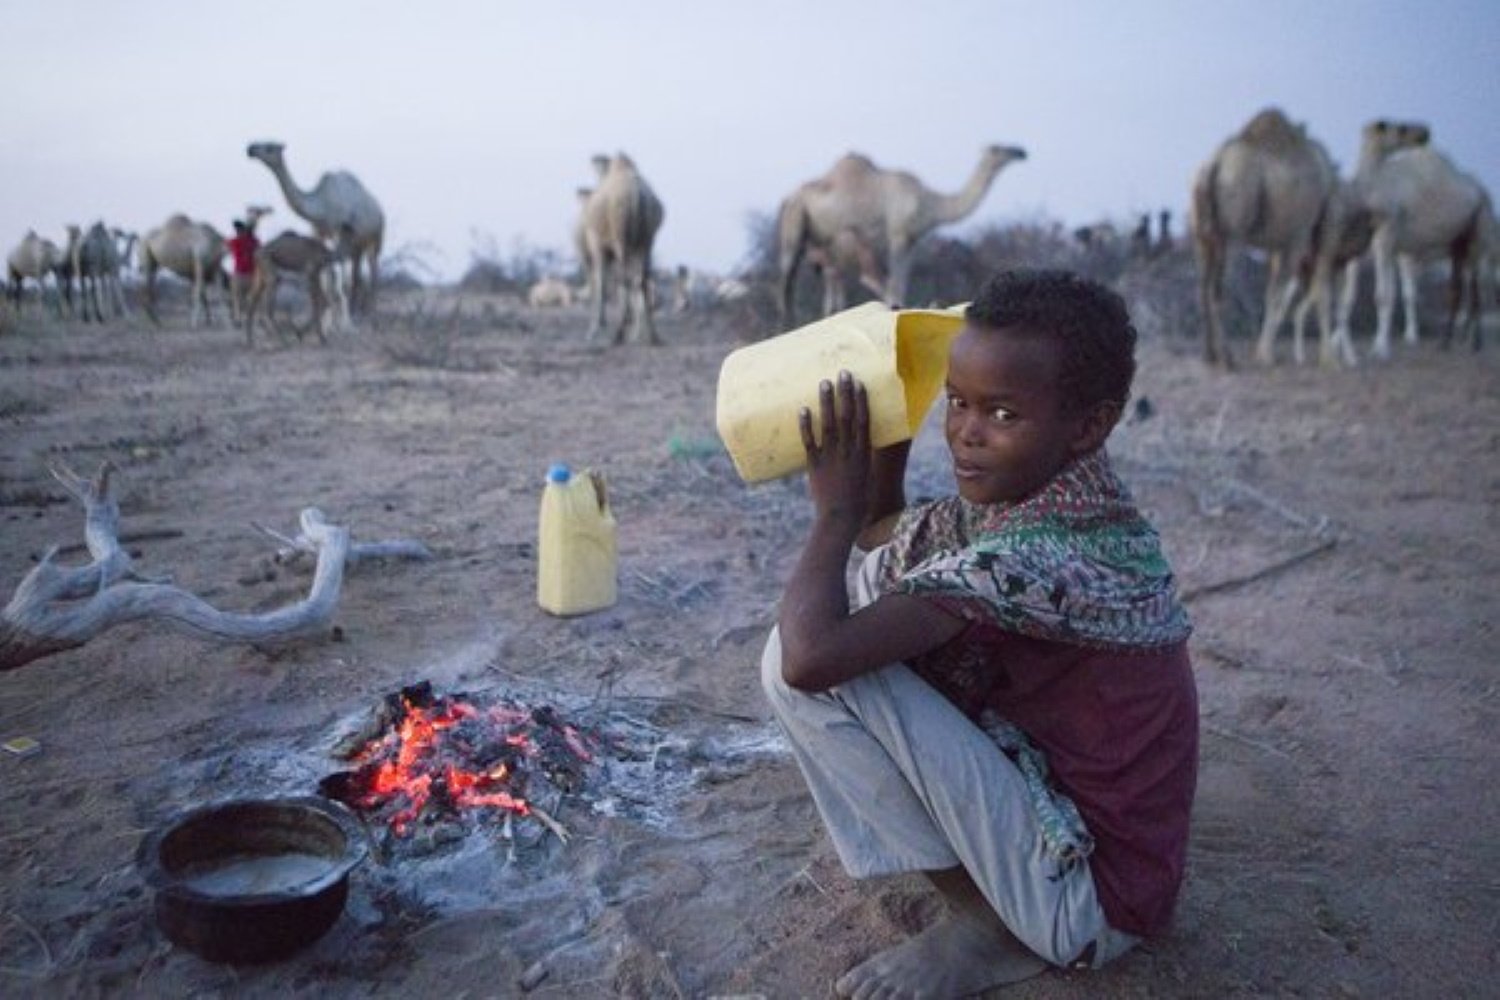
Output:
top-left (877, 449), bottom-right (1189, 869)
top-left (878, 448), bottom-right (1191, 652)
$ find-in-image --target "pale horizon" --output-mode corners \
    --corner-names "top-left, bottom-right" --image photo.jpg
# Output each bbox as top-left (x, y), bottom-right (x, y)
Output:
top-left (5, 1), bottom-right (1497, 282)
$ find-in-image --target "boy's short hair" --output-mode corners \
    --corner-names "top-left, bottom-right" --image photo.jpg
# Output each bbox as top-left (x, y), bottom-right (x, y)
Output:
top-left (965, 269), bottom-right (1136, 413)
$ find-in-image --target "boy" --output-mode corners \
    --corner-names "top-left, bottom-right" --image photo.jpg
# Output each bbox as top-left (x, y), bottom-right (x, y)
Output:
top-left (761, 269), bottom-right (1197, 998)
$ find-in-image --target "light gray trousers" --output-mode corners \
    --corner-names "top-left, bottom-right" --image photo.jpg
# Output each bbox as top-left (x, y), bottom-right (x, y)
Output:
top-left (760, 549), bottom-right (1137, 968)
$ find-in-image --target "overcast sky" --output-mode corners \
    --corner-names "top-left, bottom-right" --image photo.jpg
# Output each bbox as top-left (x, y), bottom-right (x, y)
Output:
top-left (5, 1), bottom-right (1497, 281)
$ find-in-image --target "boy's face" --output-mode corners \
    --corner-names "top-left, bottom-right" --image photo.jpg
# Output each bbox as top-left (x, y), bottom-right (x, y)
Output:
top-left (943, 323), bottom-right (1104, 504)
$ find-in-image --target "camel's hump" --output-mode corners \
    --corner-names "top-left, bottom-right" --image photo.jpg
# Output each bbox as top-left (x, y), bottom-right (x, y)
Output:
top-left (1238, 109), bottom-right (1307, 151)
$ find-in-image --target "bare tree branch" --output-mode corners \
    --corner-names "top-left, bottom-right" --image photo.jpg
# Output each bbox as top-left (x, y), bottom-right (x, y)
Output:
top-left (2, 463), bottom-right (426, 672)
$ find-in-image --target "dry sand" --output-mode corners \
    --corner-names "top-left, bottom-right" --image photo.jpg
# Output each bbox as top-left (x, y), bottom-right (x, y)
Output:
top-left (0, 291), bottom-right (1496, 997)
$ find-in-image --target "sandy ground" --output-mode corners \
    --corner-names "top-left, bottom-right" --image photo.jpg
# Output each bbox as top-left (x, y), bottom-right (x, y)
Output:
top-left (0, 288), bottom-right (1496, 998)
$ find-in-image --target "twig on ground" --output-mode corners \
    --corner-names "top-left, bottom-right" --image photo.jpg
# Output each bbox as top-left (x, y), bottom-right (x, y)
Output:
top-left (1217, 478), bottom-right (1320, 530)
top-left (1204, 722), bottom-right (1295, 761)
top-left (529, 803), bottom-right (571, 844)
top-left (1332, 654), bottom-right (1401, 688)
top-left (1180, 536), bottom-right (1338, 602)
top-left (0, 910), bottom-right (54, 977)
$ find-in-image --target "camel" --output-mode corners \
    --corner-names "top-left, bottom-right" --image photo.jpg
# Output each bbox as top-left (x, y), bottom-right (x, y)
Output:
top-left (776, 144), bottom-right (1027, 325)
top-left (242, 230), bottom-right (340, 345)
top-left (112, 229), bottom-right (138, 282)
top-left (72, 221), bottom-right (131, 323)
top-left (139, 214), bottom-right (230, 328)
top-left (1354, 119), bottom-right (1492, 359)
top-left (581, 153), bottom-right (665, 345)
top-left (572, 155), bottom-right (611, 299)
top-left (1287, 120), bottom-right (1432, 367)
top-left (246, 141), bottom-right (384, 317)
top-left (1454, 198), bottom-right (1498, 349)
top-left (672, 267), bottom-right (754, 313)
top-left (528, 276), bottom-right (574, 308)
top-left (51, 228), bottom-right (80, 318)
top-left (801, 228), bottom-right (888, 318)
top-left (1190, 107), bottom-right (1338, 368)
top-left (6, 231), bottom-right (66, 316)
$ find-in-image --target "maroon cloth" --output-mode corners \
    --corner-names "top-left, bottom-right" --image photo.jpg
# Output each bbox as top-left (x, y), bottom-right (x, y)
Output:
top-left (226, 233), bottom-right (259, 276)
top-left (910, 622), bottom-right (1198, 937)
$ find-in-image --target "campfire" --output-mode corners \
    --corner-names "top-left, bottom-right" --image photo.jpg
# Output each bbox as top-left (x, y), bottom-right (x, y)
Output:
top-left (320, 682), bottom-right (598, 850)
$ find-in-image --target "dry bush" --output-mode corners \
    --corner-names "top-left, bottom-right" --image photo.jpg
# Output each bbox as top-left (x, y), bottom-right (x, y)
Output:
top-left (370, 290), bottom-right (533, 372)
top-left (460, 231), bottom-right (570, 295)
top-left (380, 241), bottom-right (442, 293)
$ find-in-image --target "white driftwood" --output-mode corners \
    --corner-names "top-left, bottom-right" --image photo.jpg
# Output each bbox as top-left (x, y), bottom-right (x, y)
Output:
top-left (253, 521), bottom-right (434, 567)
top-left (1, 462), bottom-right (419, 672)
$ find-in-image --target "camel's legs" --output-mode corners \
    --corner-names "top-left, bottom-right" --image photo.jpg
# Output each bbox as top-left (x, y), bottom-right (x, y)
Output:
top-left (1327, 259), bottom-right (1362, 367)
top-left (887, 241), bottom-right (912, 309)
top-left (1291, 268), bottom-right (1321, 367)
top-left (107, 273), bottom-right (130, 320)
top-left (189, 257), bottom-right (203, 329)
top-left (365, 247), bottom-right (379, 321)
top-left (1398, 254), bottom-right (1421, 345)
top-left (1370, 229), bottom-right (1398, 360)
top-left (144, 266), bottom-right (158, 325)
top-left (821, 266), bottom-right (846, 318)
top-left (309, 267), bottom-right (328, 343)
top-left (1194, 226), bottom-right (1232, 368)
top-left (586, 251), bottom-right (608, 343)
top-left (1256, 247), bottom-right (1305, 366)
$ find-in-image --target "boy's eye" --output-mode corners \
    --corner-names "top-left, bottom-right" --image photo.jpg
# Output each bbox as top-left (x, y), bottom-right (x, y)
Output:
top-left (990, 407), bottom-right (1016, 423)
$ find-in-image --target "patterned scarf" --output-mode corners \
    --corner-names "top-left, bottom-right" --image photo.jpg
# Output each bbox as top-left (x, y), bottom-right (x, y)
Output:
top-left (879, 449), bottom-right (1191, 651)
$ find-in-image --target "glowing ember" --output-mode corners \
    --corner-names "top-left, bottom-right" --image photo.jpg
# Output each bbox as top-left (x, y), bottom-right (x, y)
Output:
top-left (321, 682), bottom-right (597, 839)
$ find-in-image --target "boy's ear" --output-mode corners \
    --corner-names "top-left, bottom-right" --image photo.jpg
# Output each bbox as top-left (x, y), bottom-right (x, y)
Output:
top-left (1071, 400), bottom-right (1122, 456)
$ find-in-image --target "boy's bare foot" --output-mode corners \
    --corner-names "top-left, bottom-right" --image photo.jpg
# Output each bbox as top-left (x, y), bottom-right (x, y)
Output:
top-left (834, 913), bottom-right (1045, 999)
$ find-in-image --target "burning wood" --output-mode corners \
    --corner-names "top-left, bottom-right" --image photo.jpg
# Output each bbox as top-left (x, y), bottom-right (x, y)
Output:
top-left (321, 682), bottom-right (598, 847)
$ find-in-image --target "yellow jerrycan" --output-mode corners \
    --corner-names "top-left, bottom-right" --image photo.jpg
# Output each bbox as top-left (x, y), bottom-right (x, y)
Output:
top-left (537, 463), bottom-right (618, 616)
top-left (715, 301), bottom-right (967, 483)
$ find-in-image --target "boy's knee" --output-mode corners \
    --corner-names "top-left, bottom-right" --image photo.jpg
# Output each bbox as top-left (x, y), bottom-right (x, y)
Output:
top-left (759, 627), bottom-right (793, 706)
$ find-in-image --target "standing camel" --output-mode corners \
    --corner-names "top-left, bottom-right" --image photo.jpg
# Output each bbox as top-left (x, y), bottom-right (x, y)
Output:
top-left (572, 154), bottom-right (610, 306)
top-left (6, 231), bottom-right (66, 317)
top-left (246, 141), bottom-right (384, 317)
top-left (72, 221), bottom-right (131, 323)
top-left (242, 230), bottom-right (338, 345)
top-left (139, 214), bottom-right (230, 328)
top-left (1289, 120), bottom-right (1432, 367)
top-left (581, 153), bottom-right (665, 345)
top-left (777, 144), bottom-right (1027, 325)
top-left (1190, 108), bottom-right (1336, 368)
top-left (1354, 119), bottom-right (1491, 359)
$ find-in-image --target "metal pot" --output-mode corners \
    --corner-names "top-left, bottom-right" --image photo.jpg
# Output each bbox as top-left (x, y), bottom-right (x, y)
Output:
top-left (137, 796), bottom-right (368, 964)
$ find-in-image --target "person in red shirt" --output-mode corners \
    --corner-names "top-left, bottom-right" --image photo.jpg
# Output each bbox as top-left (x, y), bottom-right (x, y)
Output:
top-left (225, 219), bottom-right (260, 324)
top-left (761, 269), bottom-right (1198, 997)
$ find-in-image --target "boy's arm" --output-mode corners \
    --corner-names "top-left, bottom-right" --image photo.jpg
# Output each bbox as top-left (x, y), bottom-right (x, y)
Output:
top-left (778, 375), bottom-right (963, 692)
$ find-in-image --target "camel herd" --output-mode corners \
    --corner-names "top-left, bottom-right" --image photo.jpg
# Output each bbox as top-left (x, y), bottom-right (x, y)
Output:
top-left (4, 142), bottom-right (381, 341)
top-left (6, 115), bottom-right (1494, 365)
top-left (1191, 108), bottom-right (1496, 368)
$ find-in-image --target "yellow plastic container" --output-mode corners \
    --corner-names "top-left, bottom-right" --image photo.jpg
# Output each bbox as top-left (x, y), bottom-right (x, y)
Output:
top-left (537, 464), bottom-right (618, 616)
top-left (715, 301), bottom-right (967, 483)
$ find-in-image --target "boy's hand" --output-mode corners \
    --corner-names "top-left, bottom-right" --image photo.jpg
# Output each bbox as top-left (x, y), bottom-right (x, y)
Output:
top-left (799, 370), bottom-right (870, 540)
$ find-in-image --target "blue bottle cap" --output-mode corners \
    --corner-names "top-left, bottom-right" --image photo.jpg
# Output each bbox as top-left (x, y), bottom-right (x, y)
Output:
top-left (547, 463), bottom-right (572, 484)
